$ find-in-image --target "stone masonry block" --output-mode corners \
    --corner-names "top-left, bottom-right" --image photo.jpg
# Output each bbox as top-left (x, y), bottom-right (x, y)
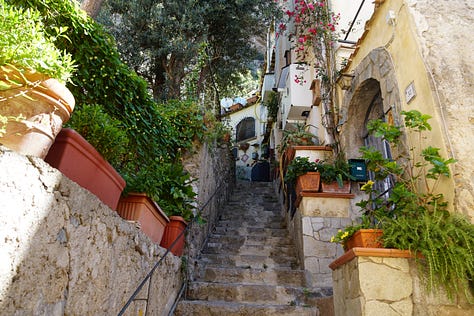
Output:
top-left (302, 216), bottom-right (313, 236)
top-left (382, 257), bottom-right (410, 273)
top-left (359, 260), bottom-right (413, 301)
top-left (365, 300), bottom-right (400, 316)
top-left (299, 197), bottom-right (350, 217)
top-left (303, 236), bottom-right (337, 257)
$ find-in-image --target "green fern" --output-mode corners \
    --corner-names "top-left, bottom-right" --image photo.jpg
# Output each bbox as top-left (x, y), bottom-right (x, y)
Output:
top-left (383, 209), bottom-right (474, 303)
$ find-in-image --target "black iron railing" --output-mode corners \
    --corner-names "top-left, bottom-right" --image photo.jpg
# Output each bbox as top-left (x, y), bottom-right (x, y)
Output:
top-left (117, 181), bottom-right (228, 316)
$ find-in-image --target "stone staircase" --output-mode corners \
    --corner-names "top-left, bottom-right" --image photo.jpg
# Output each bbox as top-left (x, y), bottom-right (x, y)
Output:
top-left (174, 181), bottom-right (333, 315)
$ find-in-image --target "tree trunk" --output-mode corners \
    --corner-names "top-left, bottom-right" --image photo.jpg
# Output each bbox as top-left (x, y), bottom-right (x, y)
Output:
top-left (80, 0), bottom-right (104, 18)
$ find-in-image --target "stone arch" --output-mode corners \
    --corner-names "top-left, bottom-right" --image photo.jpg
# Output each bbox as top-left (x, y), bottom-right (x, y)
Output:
top-left (339, 47), bottom-right (403, 158)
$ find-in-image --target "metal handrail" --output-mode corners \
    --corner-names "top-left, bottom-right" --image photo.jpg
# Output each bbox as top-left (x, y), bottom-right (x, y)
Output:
top-left (117, 181), bottom-right (227, 316)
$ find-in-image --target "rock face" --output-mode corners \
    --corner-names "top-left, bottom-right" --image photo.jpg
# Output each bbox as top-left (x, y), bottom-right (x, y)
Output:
top-left (174, 181), bottom-right (333, 316)
top-left (0, 147), bottom-right (182, 315)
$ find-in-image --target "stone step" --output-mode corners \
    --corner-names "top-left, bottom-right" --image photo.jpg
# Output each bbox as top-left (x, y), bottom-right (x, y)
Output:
top-left (198, 253), bottom-right (299, 269)
top-left (217, 211), bottom-right (282, 221)
top-left (218, 211), bottom-right (283, 221)
top-left (211, 226), bottom-right (290, 237)
top-left (197, 266), bottom-right (307, 287)
top-left (202, 242), bottom-right (296, 257)
top-left (214, 220), bottom-right (285, 230)
top-left (185, 282), bottom-right (316, 306)
top-left (206, 234), bottom-right (293, 247)
top-left (174, 300), bottom-right (319, 316)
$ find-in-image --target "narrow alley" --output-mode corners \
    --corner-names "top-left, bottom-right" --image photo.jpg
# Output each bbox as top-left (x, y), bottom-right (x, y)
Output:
top-left (174, 181), bottom-right (333, 315)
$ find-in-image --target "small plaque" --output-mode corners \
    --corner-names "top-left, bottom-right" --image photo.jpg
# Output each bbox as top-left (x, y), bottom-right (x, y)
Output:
top-left (405, 81), bottom-right (416, 104)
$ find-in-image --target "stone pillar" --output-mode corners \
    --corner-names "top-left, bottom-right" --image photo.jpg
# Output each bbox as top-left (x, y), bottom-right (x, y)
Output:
top-left (329, 248), bottom-right (474, 316)
top-left (290, 193), bottom-right (354, 288)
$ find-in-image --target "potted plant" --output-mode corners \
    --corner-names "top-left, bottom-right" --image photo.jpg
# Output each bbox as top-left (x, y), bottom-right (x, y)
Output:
top-left (284, 156), bottom-right (320, 196)
top-left (279, 123), bottom-right (320, 157)
top-left (330, 216), bottom-right (383, 251)
top-left (116, 192), bottom-right (170, 244)
top-left (121, 161), bottom-right (197, 256)
top-left (332, 110), bottom-right (473, 302)
top-left (316, 153), bottom-right (354, 193)
top-left (0, 1), bottom-right (75, 158)
top-left (45, 104), bottom-right (128, 210)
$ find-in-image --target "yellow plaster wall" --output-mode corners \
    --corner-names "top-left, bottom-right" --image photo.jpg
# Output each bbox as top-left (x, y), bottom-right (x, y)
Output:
top-left (340, 0), bottom-right (466, 216)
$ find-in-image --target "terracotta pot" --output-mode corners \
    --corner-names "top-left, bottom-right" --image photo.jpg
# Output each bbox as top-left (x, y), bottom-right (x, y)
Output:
top-left (160, 216), bottom-right (187, 256)
top-left (344, 229), bottom-right (383, 251)
top-left (321, 181), bottom-right (351, 194)
top-left (222, 133), bottom-right (231, 142)
top-left (0, 68), bottom-right (75, 158)
top-left (295, 172), bottom-right (321, 196)
top-left (116, 193), bottom-right (169, 244)
top-left (288, 145), bottom-right (333, 162)
top-left (44, 128), bottom-right (126, 210)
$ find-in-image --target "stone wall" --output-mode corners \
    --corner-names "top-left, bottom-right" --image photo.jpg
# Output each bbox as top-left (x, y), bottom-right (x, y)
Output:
top-left (287, 194), bottom-right (353, 289)
top-left (338, 0), bottom-right (473, 220)
top-left (182, 142), bottom-right (235, 285)
top-left (0, 147), bottom-right (182, 315)
top-left (407, 0), bottom-right (474, 220)
top-left (331, 251), bottom-right (473, 316)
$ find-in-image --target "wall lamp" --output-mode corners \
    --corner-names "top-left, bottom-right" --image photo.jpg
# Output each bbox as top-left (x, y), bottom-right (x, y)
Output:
top-left (336, 73), bottom-right (355, 90)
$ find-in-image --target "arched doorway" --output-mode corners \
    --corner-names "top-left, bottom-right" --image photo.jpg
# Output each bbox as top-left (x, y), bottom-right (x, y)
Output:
top-left (339, 47), bottom-right (403, 159)
top-left (338, 48), bottom-right (402, 214)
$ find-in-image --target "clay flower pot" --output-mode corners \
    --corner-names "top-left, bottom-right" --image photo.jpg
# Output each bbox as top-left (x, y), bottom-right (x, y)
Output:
top-left (344, 229), bottom-right (383, 251)
top-left (116, 193), bottom-right (170, 244)
top-left (160, 216), bottom-right (187, 256)
top-left (0, 69), bottom-right (75, 158)
top-left (321, 181), bottom-right (351, 194)
top-left (45, 128), bottom-right (126, 210)
top-left (295, 171), bottom-right (321, 196)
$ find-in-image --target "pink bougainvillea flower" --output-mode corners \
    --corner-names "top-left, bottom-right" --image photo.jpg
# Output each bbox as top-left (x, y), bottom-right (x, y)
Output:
top-left (286, 10), bottom-right (295, 17)
top-left (308, 28), bottom-right (317, 35)
top-left (308, 3), bottom-right (315, 10)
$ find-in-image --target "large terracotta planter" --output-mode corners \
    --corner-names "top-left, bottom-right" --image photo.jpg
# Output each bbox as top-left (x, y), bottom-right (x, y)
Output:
top-left (295, 172), bottom-right (321, 196)
top-left (0, 68), bottom-right (75, 158)
top-left (44, 128), bottom-right (126, 210)
top-left (321, 181), bottom-right (351, 194)
top-left (116, 193), bottom-right (170, 244)
top-left (344, 229), bottom-right (383, 251)
top-left (288, 145), bottom-right (333, 162)
top-left (160, 216), bottom-right (187, 256)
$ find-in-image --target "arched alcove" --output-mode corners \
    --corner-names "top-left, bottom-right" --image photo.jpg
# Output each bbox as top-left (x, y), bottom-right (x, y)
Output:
top-left (339, 47), bottom-right (402, 159)
top-left (236, 117), bottom-right (255, 142)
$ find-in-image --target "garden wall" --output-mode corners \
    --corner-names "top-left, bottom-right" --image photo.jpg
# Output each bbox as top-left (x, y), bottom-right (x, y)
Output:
top-left (330, 249), bottom-right (473, 316)
top-left (0, 146), bottom-right (182, 315)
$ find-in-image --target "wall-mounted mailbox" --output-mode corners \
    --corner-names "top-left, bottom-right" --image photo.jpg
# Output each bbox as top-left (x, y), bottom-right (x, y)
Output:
top-left (348, 159), bottom-right (368, 181)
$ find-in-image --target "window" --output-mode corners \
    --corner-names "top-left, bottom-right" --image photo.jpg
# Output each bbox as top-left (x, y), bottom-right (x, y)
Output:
top-left (363, 91), bottom-right (395, 208)
top-left (236, 117), bottom-right (255, 142)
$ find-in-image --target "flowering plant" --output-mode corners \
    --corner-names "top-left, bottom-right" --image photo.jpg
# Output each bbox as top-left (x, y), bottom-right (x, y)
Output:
top-left (294, 73), bottom-right (307, 85)
top-left (277, 0), bottom-right (340, 60)
top-left (330, 223), bottom-right (365, 244)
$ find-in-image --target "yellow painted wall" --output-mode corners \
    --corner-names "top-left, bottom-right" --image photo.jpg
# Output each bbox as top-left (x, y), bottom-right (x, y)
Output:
top-left (341, 0), bottom-right (458, 214)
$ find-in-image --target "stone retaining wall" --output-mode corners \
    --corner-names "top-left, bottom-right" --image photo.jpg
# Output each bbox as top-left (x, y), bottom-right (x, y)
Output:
top-left (0, 147), bottom-right (182, 315)
top-left (182, 142), bottom-right (235, 284)
top-left (287, 194), bottom-right (353, 288)
top-left (331, 249), bottom-right (473, 316)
